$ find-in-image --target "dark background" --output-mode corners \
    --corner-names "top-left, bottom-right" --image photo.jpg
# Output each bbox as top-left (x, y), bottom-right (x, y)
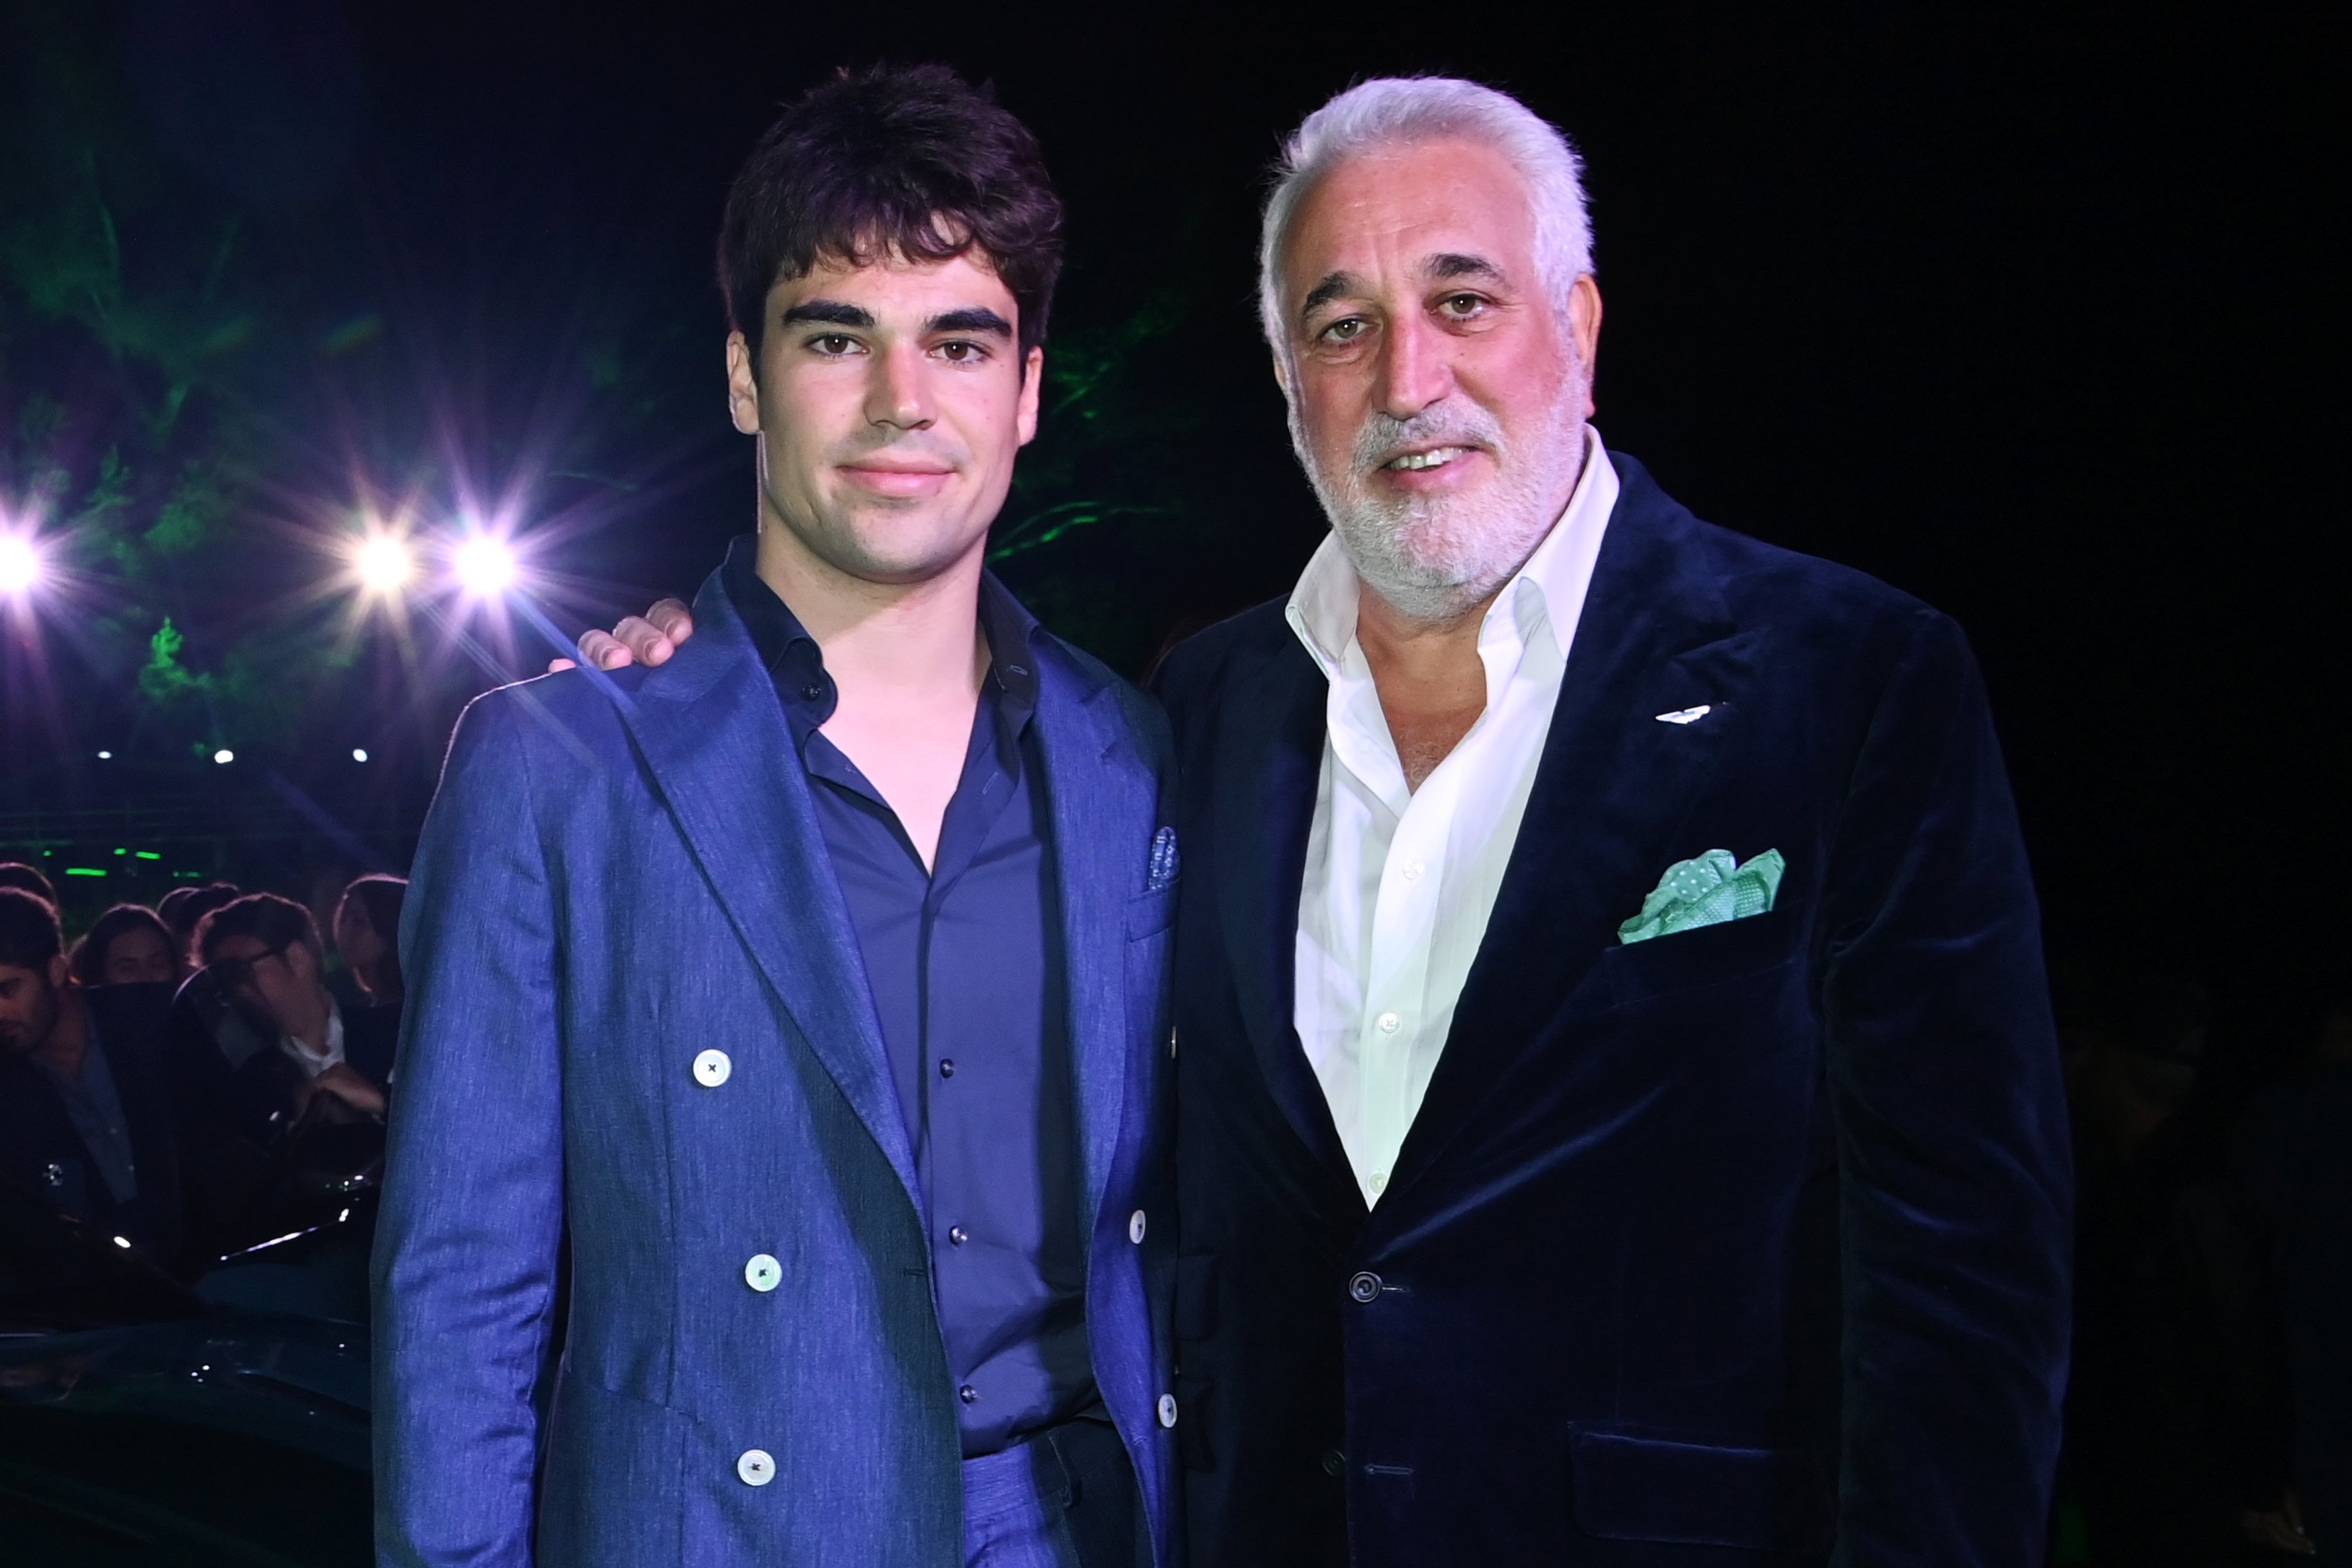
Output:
top-left (1, 1), bottom-right (2344, 1041)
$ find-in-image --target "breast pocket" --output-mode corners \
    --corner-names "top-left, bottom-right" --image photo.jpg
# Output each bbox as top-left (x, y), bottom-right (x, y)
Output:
top-left (1599, 910), bottom-right (1798, 1010)
top-left (1125, 885), bottom-right (1176, 943)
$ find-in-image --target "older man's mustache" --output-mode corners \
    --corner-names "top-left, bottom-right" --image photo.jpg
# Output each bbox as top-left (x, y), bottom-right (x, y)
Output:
top-left (1350, 405), bottom-right (1507, 479)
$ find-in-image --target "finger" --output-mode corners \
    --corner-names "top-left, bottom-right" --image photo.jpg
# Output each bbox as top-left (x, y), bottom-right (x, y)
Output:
top-left (612, 615), bottom-right (676, 667)
top-left (647, 599), bottom-right (696, 640)
top-left (547, 657), bottom-right (577, 674)
top-left (577, 628), bottom-right (636, 671)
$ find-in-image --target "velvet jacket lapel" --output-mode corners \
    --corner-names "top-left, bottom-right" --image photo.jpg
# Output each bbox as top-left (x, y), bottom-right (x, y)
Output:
top-left (1030, 638), bottom-right (1141, 1252)
top-left (1214, 627), bottom-right (1354, 1182)
top-left (612, 570), bottom-right (921, 1218)
top-left (1381, 458), bottom-right (1767, 1210)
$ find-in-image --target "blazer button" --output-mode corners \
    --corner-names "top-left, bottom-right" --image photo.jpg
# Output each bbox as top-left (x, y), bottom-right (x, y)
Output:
top-left (1157, 1393), bottom-right (1178, 1428)
top-left (693, 1049), bottom-right (731, 1087)
top-left (736, 1449), bottom-right (774, 1486)
top-left (1347, 1271), bottom-right (1382, 1304)
top-left (744, 1254), bottom-right (781, 1292)
top-left (1322, 1449), bottom-right (1347, 1477)
top-left (1128, 1210), bottom-right (1146, 1245)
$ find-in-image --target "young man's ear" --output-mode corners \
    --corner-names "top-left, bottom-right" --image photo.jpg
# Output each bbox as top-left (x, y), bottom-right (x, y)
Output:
top-left (47, 953), bottom-right (68, 991)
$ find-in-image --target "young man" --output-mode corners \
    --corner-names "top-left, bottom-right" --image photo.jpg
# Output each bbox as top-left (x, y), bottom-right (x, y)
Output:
top-left (594, 76), bottom-right (2072, 1568)
top-left (375, 67), bottom-right (1178, 1568)
top-left (0, 887), bottom-right (183, 1260)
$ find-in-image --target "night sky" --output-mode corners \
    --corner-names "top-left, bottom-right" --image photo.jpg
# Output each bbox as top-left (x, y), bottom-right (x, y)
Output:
top-left (2, 2), bottom-right (2344, 1048)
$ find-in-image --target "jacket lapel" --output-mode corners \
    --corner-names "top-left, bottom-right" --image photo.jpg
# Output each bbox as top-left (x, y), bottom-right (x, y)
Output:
top-left (1383, 462), bottom-right (1766, 1207)
top-left (1030, 642), bottom-right (1136, 1242)
top-left (612, 571), bottom-right (921, 1215)
top-left (1214, 630), bottom-right (1354, 1180)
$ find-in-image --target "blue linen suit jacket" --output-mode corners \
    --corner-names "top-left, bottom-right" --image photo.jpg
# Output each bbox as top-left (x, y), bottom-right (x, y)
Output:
top-left (1156, 454), bottom-right (2073, 1566)
top-left (372, 566), bottom-right (1180, 1567)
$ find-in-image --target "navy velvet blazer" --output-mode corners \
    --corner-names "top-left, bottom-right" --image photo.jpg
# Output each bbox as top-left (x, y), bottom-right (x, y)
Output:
top-left (1156, 454), bottom-right (2072, 1566)
top-left (372, 567), bottom-right (1180, 1567)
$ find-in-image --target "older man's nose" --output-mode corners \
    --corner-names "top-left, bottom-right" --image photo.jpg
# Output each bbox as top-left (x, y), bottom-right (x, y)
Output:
top-left (1376, 314), bottom-right (1453, 420)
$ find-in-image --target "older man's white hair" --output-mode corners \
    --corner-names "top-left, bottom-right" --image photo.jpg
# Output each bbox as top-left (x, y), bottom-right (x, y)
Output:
top-left (1257, 77), bottom-right (1593, 354)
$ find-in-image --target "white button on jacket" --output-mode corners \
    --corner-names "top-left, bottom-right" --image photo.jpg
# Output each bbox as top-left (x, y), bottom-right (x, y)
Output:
top-left (744, 1254), bottom-right (781, 1292)
top-left (736, 1449), bottom-right (774, 1486)
top-left (1128, 1210), bottom-right (1146, 1245)
top-left (692, 1049), bottom-right (731, 1087)
top-left (1157, 1394), bottom-right (1178, 1428)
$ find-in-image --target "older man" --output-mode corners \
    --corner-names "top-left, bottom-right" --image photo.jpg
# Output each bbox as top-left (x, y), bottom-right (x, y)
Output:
top-left (588, 76), bottom-right (2071, 1567)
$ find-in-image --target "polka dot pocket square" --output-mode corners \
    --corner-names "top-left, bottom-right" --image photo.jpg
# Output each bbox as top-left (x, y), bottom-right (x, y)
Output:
top-left (1617, 848), bottom-right (1786, 944)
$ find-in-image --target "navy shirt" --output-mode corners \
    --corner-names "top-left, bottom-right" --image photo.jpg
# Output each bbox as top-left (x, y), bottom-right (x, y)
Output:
top-left (724, 540), bottom-right (1092, 1457)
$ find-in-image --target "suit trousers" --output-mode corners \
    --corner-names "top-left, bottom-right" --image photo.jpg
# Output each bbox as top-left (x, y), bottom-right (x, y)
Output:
top-left (961, 1415), bottom-right (1142, 1568)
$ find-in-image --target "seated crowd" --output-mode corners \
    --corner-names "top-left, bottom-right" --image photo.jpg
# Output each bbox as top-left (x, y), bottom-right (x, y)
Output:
top-left (0, 863), bottom-right (404, 1280)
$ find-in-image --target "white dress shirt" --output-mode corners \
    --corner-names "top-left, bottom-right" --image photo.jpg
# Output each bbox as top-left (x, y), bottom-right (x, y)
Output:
top-left (1288, 426), bottom-right (1620, 1205)
top-left (279, 998), bottom-right (347, 1079)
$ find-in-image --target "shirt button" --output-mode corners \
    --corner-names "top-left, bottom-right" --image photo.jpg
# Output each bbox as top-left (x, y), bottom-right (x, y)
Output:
top-left (1348, 1270), bottom-right (1382, 1304)
top-left (1322, 1449), bottom-right (1347, 1477)
top-left (939, 1058), bottom-right (956, 1079)
top-left (744, 1254), bottom-right (781, 1292)
top-left (959, 1384), bottom-right (979, 1404)
top-left (736, 1449), bottom-right (774, 1486)
top-left (693, 1049), bottom-right (731, 1087)
top-left (1157, 1393), bottom-right (1179, 1428)
top-left (1129, 1210), bottom-right (1146, 1245)
top-left (800, 682), bottom-right (824, 703)
top-left (1376, 1011), bottom-right (1401, 1034)
top-left (948, 1226), bottom-right (968, 1246)
top-left (1369, 1171), bottom-right (1388, 1196)
top-left (1399, 860), bottom-right (1423, 882)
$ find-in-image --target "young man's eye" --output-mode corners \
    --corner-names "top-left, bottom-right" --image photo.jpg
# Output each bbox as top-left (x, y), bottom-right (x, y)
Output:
top-left (934, 339), bottom-right (991, 364)
top-left (809, 334), bottom-right (859, 356)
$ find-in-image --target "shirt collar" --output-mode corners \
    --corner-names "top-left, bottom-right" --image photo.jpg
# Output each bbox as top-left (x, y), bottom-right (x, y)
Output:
top-left (281, 997), bottom-right (345, 1076)
top-left (720, 535), bottom-right (1042, 737)
top-left (1285, 423), bottom-right (1620, 679)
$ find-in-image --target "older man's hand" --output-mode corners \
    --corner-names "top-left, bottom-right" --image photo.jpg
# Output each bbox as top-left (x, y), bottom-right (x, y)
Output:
top-left (548, 598), bottom-right (696, 673)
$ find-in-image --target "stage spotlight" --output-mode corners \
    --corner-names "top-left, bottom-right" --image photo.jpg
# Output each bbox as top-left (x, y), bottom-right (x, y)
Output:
top-left (352, 748), bottom-right (369, 763)
top-left (354, 534), bottom-right (415, 595)
top-left (213, 748), bottom-right (234, 766)
top-left (452, 534), bottom-right (519, 596)
top-left (0, 533), bottom-right (41, 596)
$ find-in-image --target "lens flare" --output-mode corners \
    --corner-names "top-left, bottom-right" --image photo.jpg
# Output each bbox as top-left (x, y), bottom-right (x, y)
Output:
top-left (353, 534), bottom-right (415, 594)
top-left (452, 534), bottom-right (519, 596)
top-left (0, 533), bottom-right (41, 596)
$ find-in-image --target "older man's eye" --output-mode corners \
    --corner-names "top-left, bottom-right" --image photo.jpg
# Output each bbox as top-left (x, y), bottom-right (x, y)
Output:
top-left (1438, 293), bottom-right (1487, 318)
top-left (1320, 317), bottom-right (1366, 342)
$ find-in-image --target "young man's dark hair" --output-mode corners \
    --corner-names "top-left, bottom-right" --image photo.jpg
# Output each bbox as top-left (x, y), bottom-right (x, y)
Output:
top-left (0, 887), bottom-right (63, 970)
top-left (718, 62), bottom-right (1063, 365)
top-left (164, 882), bottom-right (242, 955)
top-left (0, 863), bottom-right (57, 908)
top-left (195, 893), bottom-right (324, 971)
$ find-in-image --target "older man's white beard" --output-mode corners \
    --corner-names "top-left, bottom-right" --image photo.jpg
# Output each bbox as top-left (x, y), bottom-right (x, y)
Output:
top-left (1294, 390), bottom-right (1590, 625)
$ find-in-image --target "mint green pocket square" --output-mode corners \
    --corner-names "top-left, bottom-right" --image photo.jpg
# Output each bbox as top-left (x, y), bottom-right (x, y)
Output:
top-left (1617, 848), bottom-right (1786, 944)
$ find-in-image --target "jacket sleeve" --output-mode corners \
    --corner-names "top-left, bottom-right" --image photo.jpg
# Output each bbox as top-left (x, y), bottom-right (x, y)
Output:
top-left (372, 692), bottom-right (565, 1568)
top-left (1818, 609), bottom-right (2073, 1565)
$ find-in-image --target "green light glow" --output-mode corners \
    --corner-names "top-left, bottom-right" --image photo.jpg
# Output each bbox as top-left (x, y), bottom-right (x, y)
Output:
top-left (64, 868), bottom-right (106, 877)
top-left (134, 851), bottom-right (160, 860)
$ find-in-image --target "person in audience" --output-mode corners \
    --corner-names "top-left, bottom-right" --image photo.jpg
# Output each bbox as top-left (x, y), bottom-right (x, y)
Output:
top-left (330, 874), bottom-right (406, 1008)
top-left (2240, 990), bottom-right (2352, 1562)
top-left (69, 903), bottom-right (179, 987)
top-left (0, 863), bottom-right (57, 907)
top-left (160, 882), bottom-right (239, 972)
top-left (195, 893), bottom-right (392, 1127)
top-left (0, 887), bottom-right (183, 1260)
top-left (2065, 975), bottom-right (2301, 1563)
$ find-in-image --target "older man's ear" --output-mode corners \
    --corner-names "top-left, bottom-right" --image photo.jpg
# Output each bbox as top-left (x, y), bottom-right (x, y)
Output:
top-left (549, 598), bottom-right (697, 674)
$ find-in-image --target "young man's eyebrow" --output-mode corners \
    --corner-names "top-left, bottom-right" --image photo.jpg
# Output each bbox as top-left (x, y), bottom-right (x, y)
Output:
top-left (1299, 271), bottom-right (1360, 319)
top-left (779, 299), bottom-right (876, 329)
top-left (1425, 252), bottom-right (1505, 285)
top-left (925, 307), bottom-right (1013, 337)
